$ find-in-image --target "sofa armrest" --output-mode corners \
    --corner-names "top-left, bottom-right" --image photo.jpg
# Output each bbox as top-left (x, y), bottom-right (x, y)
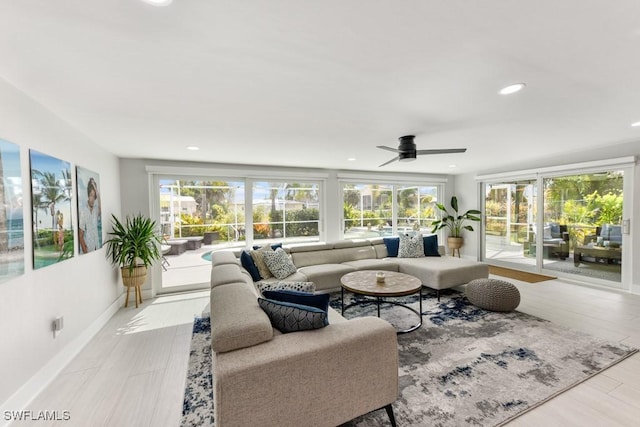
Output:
top-left (214, 317), bottom-right (399, 427)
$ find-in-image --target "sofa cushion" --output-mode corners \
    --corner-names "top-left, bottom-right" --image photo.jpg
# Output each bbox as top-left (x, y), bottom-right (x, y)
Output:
top-left (240, 250), bottom-right (262, 281)
top-left (263, 248), bottom-right (298, 279)
top-left (257, 270), bottom-right (309, 283)
top-left (333, 239), bottom-right (370, 249)
top-left (263, 290), bottom-right (330, 320)
top-left (398, 233), bottom-right (425, 258)
top-left (290, 245), bottom-right (345, 267)
top-left (423, 235), bottom-right (440, 257)
top-left (211, 250), bottom-right (240, 267)
top-left (298, 264), bottom-right (357, 291)
top-left (383, 237), bottom-right (400, 257)
top-left (256, 281), bottom-right (316, 294)
top-left (250, 244), bottom-right (275, 279)
top-left (373, 242), bottom-right (388, 258)
top-left (342, 258), bottom-right (399, 272)
top-left (210, 283), bottom-right (273, 353)
top-left (394, 257), bottom-right (489, 290)
top-left (211, 263), bottom-right (250, 289)
top-left (258, 298), bottom-right (328, 333)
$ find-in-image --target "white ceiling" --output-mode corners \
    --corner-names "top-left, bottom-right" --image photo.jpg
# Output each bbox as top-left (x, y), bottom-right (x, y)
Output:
top-left (1, 0), bottom-right (639, 175)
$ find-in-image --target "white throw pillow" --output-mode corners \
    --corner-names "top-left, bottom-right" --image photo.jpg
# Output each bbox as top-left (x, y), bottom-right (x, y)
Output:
top-left (256, 281), bottom-right (316, 294)
top-left (262, 248), bottom-right (298, 279)
top-left (398, 233), bottom-right (425, 258)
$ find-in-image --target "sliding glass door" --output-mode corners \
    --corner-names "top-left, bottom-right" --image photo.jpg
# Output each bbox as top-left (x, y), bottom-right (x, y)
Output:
top-left (484, 180), bottom-right (537, 267)
top-left (541, 172), bottom-right (623, 283)
top-left (481, 163), bottom-right (631, 288)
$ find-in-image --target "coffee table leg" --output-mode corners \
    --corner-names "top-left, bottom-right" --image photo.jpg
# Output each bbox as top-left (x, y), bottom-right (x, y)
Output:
top-left (377, 297), bottom-right (381, 317)
top-left (341, 287), bottom-right (344, 316)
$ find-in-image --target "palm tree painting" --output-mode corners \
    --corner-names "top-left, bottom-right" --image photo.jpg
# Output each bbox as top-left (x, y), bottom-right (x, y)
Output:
top-left (0, 139), bottom-right (24, 283)
top-left (29, 150), bottom-right (74, 269)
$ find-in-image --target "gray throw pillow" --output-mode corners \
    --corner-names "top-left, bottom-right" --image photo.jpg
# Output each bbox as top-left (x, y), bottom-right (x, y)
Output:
top-left (262, 248), bottom-right (298, 279)
top-left (398, 233), bottom-right (425, 258)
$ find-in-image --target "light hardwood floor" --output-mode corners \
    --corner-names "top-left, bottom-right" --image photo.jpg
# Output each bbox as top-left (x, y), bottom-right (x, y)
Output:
top-left (14, 277), bottom-right (640, 427)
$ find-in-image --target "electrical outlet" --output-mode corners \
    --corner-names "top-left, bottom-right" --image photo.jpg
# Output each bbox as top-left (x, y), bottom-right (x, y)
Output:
top-left (52, 316), bottom-right (64, 337)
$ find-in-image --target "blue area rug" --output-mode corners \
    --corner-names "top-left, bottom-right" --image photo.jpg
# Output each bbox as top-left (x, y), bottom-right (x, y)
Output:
top-left (182, 290), bottom-right (637, 426)
top-left (181, 316), bottom-right (214, 427)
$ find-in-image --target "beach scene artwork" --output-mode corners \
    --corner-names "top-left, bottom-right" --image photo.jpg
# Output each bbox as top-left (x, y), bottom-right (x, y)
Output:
top-left (29, 150), bottom-right (74, 269)
top-left (0, 139), bottom-right (24, 283)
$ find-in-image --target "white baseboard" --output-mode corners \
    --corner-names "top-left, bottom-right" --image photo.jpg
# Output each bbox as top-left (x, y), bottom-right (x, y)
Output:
top-left (0, 295), bottom-right (124, 427)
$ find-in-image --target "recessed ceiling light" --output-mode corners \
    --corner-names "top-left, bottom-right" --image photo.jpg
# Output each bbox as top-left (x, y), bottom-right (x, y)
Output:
top-left (631, 121), bottom-right (640, 127)
top-left (347, 158), bottom-right (356, 161)
top-left (141, 0), bottom-right (173, 6)
top-left (499, 83), bottom-right (526, 95)
top-left (186, 146), bottom-right (200, 151)
top-left (448, 164), bottom-right (457, 168)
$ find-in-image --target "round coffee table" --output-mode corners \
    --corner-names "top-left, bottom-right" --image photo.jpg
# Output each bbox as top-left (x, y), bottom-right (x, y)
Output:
top-left (340, 270), bottom-right (423, 334)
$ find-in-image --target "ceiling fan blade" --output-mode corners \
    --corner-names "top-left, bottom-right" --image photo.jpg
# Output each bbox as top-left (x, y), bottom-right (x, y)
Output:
top-left (379, 156), bottom-right (399, 167)
top-left (415, 148), bottom-right (467, 155)
top-left (377, 145), bottom-right (400, 153)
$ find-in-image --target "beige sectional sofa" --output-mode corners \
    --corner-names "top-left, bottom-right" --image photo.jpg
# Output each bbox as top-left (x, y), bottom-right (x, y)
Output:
top-left (210, 250), bottom-right (399, 427)
top-left (256, 237), bottom-right (489, 299)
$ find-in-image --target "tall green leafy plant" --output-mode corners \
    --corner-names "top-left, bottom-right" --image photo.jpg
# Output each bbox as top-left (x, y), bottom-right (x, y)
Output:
top-left (431, 196), bottom-right (481, 238)
top-left (105, 214), bottom-right (162, 273)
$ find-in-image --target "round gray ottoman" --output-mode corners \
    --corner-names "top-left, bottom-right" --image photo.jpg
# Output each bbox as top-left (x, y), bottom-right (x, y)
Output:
top-left (465, 278), bottom-right (520, 312)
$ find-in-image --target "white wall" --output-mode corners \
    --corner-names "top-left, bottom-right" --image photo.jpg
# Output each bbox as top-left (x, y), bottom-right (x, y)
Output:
top-left (0, 78), bottom-right (121, 410)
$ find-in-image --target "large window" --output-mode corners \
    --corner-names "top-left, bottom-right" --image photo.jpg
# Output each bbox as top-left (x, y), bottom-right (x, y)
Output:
top-left (159, 179), bottom-right (245, 244)
top-left (342, 182), bottom-right (440, 239)
top-left (252, 181), bottom-right (321, 245)
top-left (157, 177), bottom-right (321, 291)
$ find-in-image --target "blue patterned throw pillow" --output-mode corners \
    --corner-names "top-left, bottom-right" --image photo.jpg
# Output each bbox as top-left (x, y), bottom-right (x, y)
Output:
top-left (258, 298), bottom-right (328, 333)
top-left (263, 290), bottom-right (330, 323)
top-left (262, 248), bottom-right (298, 279)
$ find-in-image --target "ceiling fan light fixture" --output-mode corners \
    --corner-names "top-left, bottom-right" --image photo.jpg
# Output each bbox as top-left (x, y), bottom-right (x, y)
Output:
top-left (499, 83), bottom-right (526, 95)
top-left (399, 156), bottom-right (416, 162)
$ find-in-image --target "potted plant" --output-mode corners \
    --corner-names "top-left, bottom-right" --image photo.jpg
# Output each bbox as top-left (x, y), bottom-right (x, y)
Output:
top-left (105, 213), bottom-right (162, 307)
top-left (431, 196), bottom-right (481, 256)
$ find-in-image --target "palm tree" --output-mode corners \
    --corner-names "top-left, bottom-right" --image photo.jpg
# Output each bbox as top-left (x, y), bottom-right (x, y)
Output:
top-left (34, 170), bottom-right (66, 230)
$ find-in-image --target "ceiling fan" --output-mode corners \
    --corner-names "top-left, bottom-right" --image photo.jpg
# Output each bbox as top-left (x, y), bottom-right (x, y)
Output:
top-left (377, 135), bottom-right (467, 167)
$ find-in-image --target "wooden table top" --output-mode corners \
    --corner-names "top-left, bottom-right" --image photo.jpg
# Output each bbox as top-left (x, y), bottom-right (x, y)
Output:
top-left (340, 270), bottom-right (422, 297)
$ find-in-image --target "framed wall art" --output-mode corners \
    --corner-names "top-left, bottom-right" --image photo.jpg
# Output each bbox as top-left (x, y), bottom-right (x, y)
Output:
top-left (29, 150), bottom-right (74, 269)
top-left (0, 139), bottom-right (24, 282)
top-left (76, 166), bottom-right (102, 254)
